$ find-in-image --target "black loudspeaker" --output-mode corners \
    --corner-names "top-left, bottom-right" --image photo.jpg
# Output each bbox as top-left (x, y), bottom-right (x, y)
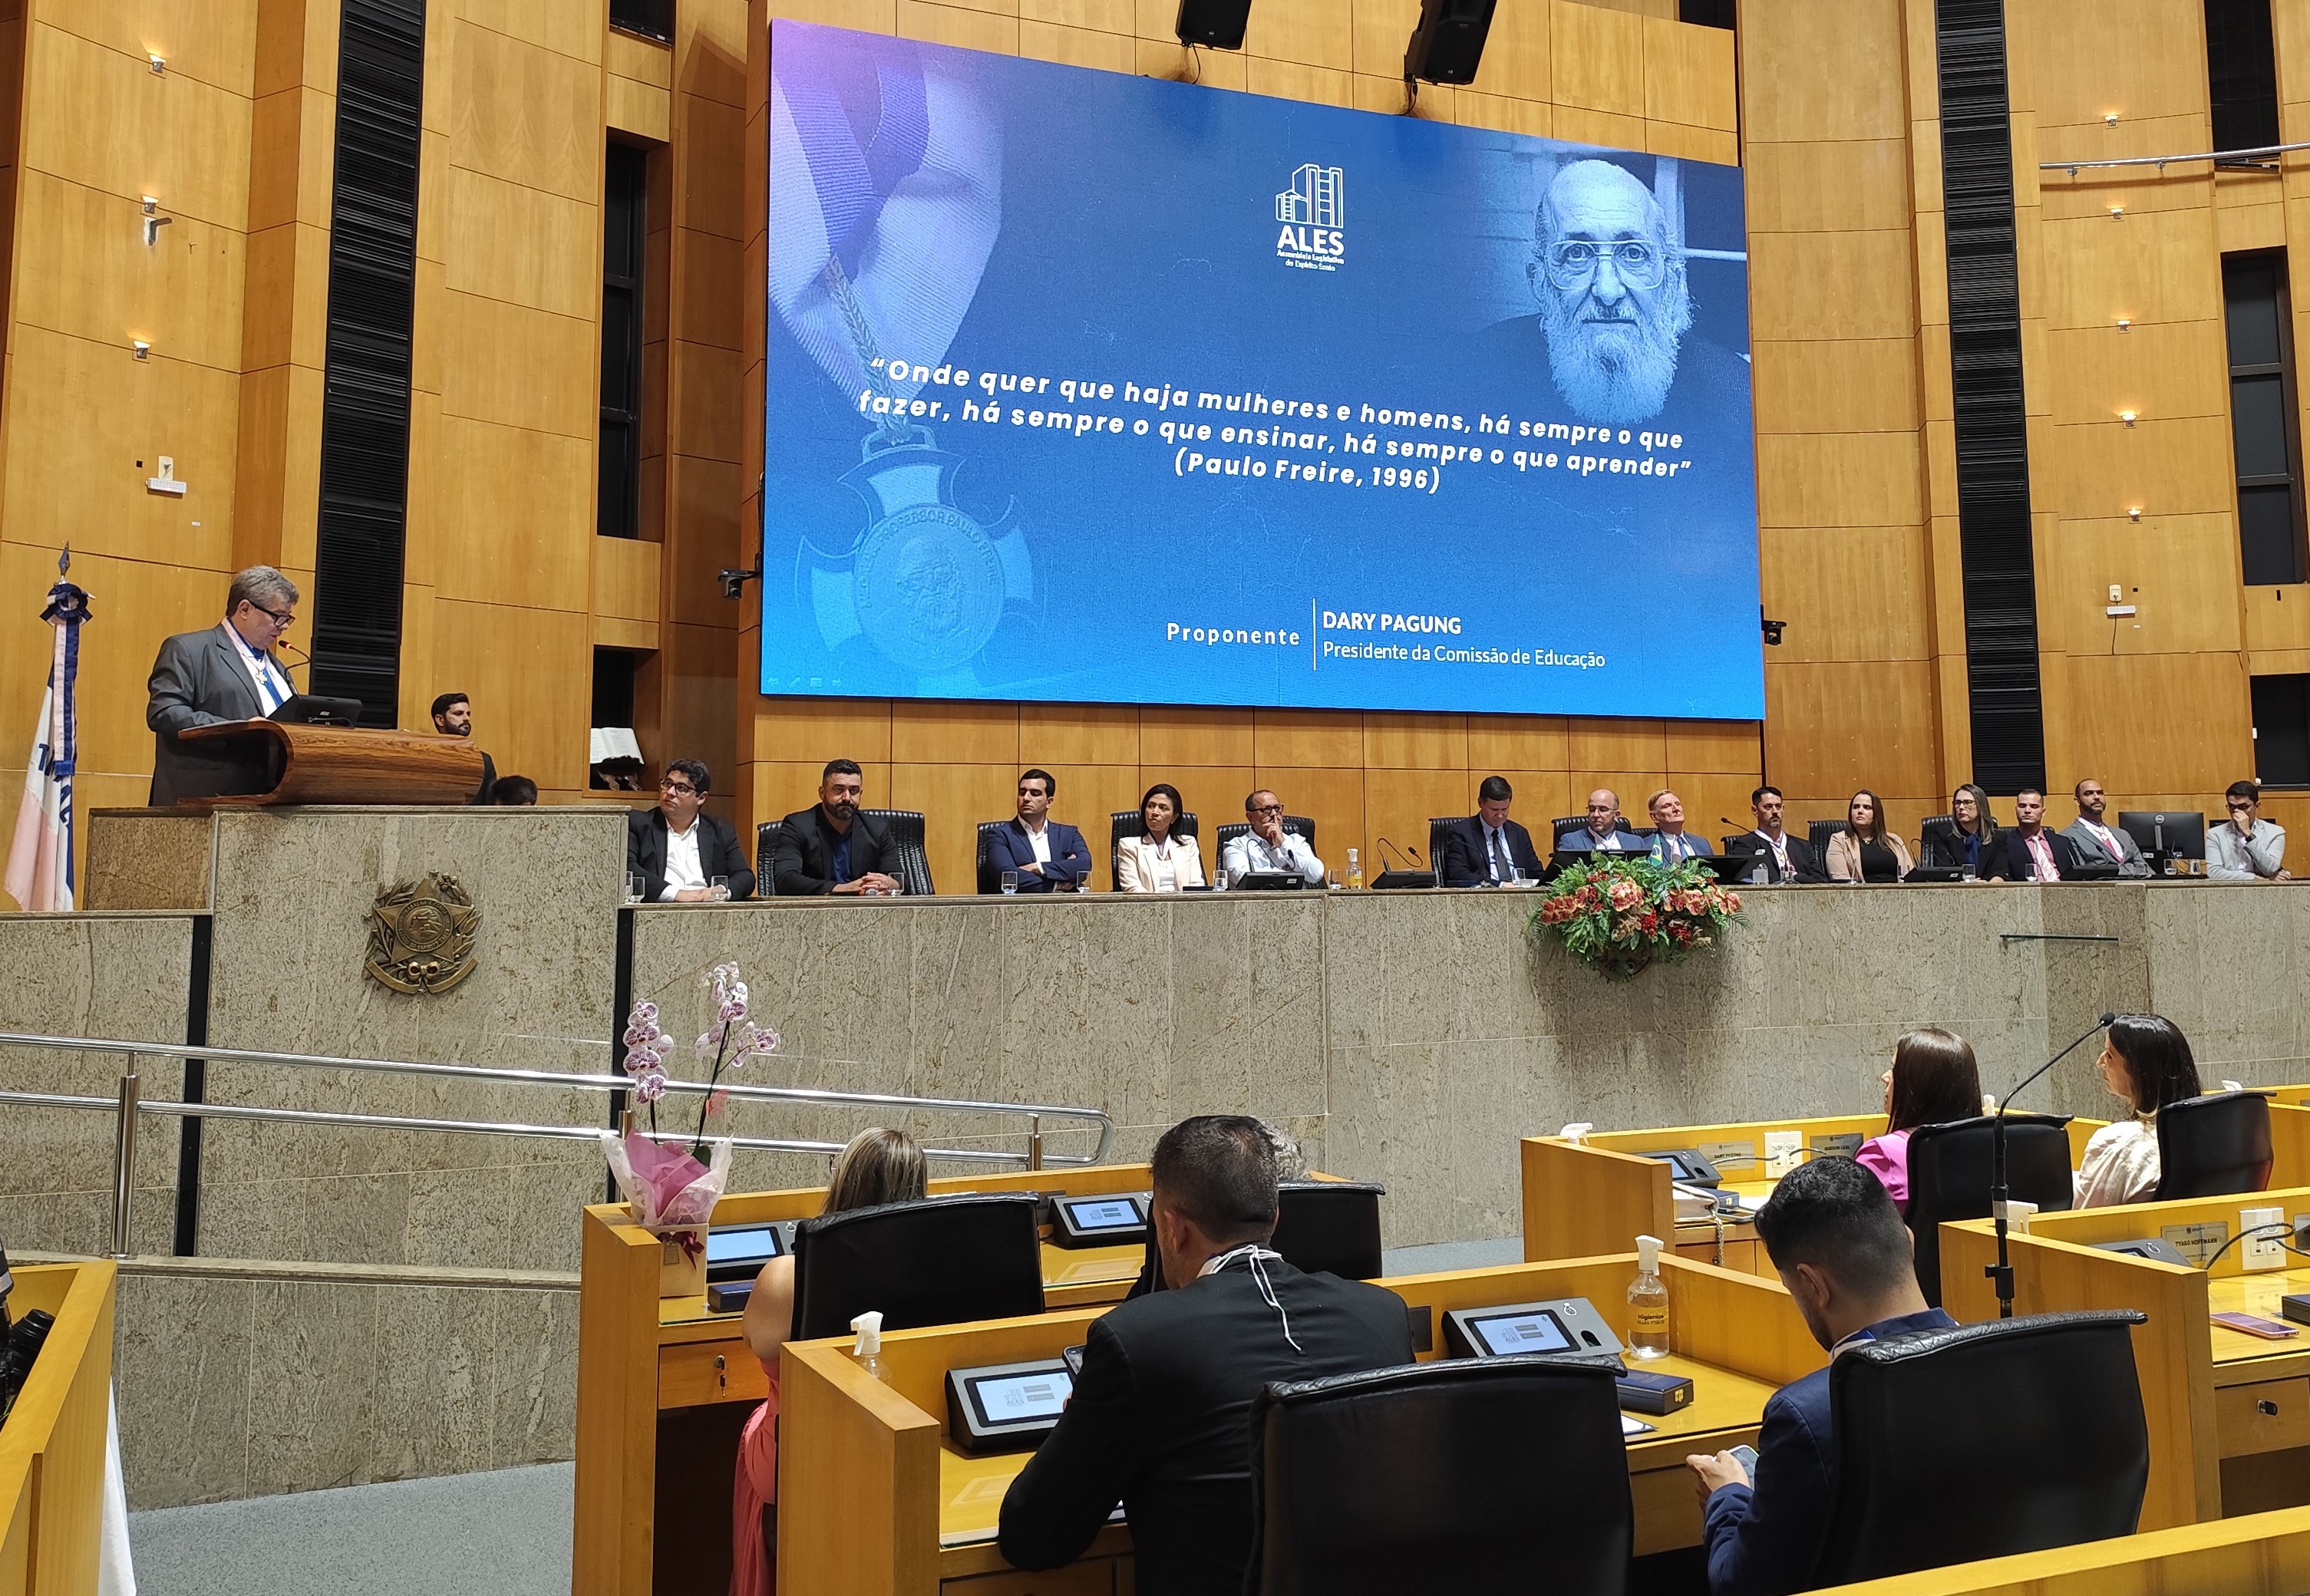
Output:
top-left (1176, 0), bottom-right (1253, 49)
top-left (1404, 0), bottom-right (1498, 84)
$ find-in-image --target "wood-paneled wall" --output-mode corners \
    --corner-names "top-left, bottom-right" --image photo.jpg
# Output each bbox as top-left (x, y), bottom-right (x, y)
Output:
top-left (738, 0), bottom-right (1764, 895)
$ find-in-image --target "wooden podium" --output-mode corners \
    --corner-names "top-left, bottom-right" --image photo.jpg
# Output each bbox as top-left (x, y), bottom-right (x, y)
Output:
top-left (177, 720), bottom-right (486, 806)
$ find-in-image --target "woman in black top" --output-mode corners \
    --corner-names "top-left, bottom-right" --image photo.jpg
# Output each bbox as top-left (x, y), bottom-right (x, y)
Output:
top-left (1826, 789), bottom-right (1913, 882)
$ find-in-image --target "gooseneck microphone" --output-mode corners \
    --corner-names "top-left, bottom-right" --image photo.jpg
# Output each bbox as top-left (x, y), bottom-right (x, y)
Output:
top-left (1988, 1012), bottom-right (2117, 1317)
top-left (1374, 837), bottom-right (1411, 871)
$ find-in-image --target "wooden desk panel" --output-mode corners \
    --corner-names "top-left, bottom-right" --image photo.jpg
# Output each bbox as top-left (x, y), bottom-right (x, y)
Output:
top-left (0, 1262), bottom-right (116, 1596)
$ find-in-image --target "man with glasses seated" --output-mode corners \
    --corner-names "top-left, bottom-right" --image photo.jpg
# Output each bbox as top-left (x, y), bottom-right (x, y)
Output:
top-left (628, 758), bottom-right (754, 902)
top-left (2209, 779), bottom-right (2291, 882)
top-left (1556, 788), bottom-right (1645, 856)
top-left (1219, 790), bottom-right (1325, 889)
top-left (146, 565), bottom-right (305, 804)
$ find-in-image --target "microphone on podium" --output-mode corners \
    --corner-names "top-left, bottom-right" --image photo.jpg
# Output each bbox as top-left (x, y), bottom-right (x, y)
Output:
top-left (1374, 837), bottom-right (1411, 871)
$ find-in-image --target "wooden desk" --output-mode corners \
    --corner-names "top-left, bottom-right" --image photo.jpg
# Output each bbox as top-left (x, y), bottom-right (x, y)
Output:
top-left (1, 1261), bottom-right (116, 1596)
top-left (780, 1252), bottom-right (1817, 1594)
top-left (1807, 1503), bottom-right (2310, 1594)
top-left (574, 1162), bottom-right (1163, 1596)
top-left (1940, 1183), bottom-right (2310, 1532)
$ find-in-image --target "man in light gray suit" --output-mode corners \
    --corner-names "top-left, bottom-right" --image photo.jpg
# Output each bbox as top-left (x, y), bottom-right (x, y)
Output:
top-left (2060, 778), bottom-right (2150, 877)
top-left (146, 566), bottom-right (302, 805)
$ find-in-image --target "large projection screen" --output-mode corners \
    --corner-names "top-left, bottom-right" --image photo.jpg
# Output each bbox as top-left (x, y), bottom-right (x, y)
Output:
top-left (764, 21), bottom-right (1761, 720)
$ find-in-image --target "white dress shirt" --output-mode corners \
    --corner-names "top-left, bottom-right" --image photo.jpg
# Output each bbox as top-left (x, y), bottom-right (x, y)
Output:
top-left (1025, 822), bottom-right (1053, 865)
top-left (1222, 829), bottom-right (1325, 887)
top-left (658, 819), bottom-right (708, 900)
top-left (221, 622), bottom-right (292, 714)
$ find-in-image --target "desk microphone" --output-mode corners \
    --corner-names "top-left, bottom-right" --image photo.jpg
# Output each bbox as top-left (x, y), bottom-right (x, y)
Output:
top-left (274, 638), bottom-right (309, 684)
top-left (1404, 842), bottom-right (1428, 867)
top-left (1374, 837), bottom-right (1411, 871)
top-left (1987, 1012), bottom-right (2117, 1318)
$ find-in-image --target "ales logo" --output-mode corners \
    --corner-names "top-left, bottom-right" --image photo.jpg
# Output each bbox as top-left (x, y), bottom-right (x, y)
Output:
top-left (1274, 163), bottom-right (1345, 272)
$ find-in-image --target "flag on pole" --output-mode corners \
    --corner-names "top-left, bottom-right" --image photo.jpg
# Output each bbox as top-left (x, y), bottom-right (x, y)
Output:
top-left (5, 549), bottom-right (91, 912)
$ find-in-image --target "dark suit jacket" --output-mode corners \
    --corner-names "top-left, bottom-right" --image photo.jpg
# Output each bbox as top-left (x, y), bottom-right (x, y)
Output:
top-left (1995, 828), bottom-right (2081, 882)
top-left (983, 818), bottom-right (1091, 891)
top-left (1721, 831), bottom-right (1827, 884)
top-left (625, 808), bottom-right (754, 901)
top-left (769, 805), bottom-right (900, 895)
top-left (1440, 814), bottom-right (1545, 886)
top-left (146, 625), bottom-right (288, 805)
top-left (1919, 824), bottom-right (2009, 879)
top-left (999, 1258), bottom-right (1414, 1596)
top-left (1702, 1308), bottom-right (1954, 1596)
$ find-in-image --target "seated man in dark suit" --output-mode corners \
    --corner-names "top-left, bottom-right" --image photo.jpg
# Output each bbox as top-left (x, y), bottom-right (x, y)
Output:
top-left (1994, 787), bottom-right (2081, 882)
top-left (626, 758), bottom-right (754, 901)
top-left (983, 768), bottom-right (1092, 892)
top-left (1648, 788), bottom-right (1716, 865)
top-left (769, 757), bottom-right (904, 896)
top-left (1722, 785), bottom-right (1827, 883)
top-left (1687, 1156), bottom-right (1951, 1596)
top-left (1440, 774), bottom-right (1546, 885)
top-left (1000, 1116), bottom-right (1414, 1595)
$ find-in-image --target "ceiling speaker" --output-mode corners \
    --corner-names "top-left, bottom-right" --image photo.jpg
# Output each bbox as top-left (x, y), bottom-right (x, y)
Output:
top-left (1404, 0), bottom-right (1498, 85)
top-left (1176, 0), bottom-right (1253, 50)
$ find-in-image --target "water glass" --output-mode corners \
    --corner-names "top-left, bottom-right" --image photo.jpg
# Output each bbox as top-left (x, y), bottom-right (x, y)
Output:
top-left (1002, 870), bottom-right (1020, 895)
top-left (710, 875), bottom-right (730, 902)
top-left (624, 871), bottom-right (644, 905)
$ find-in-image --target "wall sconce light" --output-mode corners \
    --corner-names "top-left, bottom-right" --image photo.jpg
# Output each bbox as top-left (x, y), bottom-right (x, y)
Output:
top-left (2110, 205), bottom-right (2126, 219)
top-left (148, 52), bottom-right (165, 74)
top-left (2127, 506), bottom-right (2142, 521)
top-left (140, 196), bottom-right (170, 247)
top-left (2104, 112), bottom-right (2119, 127)
top-left (2117, 317), bottom-right (2132, 331)
top-left (132, 339), bottom-right (150, 360)
top-left (2120, 411), bottom-right (2137, 426)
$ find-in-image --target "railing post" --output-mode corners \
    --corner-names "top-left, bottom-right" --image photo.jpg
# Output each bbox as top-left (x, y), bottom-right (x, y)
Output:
top-left (111, 1067), bottom-right (140, 1258)
top-left (1028, 1113), bottom-right (1044, 1172)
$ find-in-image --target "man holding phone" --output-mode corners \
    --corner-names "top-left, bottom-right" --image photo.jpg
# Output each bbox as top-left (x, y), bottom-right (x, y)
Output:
top-left (1685, 1157), bottom-right (1951, 1596)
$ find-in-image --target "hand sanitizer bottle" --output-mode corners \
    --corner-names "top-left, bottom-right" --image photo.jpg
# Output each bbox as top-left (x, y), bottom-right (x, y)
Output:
top-left (1628, 1235), bottom-right (1670, 1360)
top-left (850, 1310), bottom-right (884, 1380)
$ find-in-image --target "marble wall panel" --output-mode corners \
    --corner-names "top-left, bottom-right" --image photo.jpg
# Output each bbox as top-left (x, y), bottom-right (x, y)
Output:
top-left (83, 810), bottom-right (214, 911)
top-left (2143, 883), bottom-right (2310, 1089)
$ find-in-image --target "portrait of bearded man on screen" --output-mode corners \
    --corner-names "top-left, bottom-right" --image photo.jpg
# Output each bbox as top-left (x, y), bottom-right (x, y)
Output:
top-left (1477, 158), bottom-right (1747, 430)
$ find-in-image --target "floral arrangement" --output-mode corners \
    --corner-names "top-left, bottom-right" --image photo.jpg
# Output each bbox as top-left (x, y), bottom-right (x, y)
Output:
top-left (602, 962), bottom-right (781, 1255)
top-left (1528, 853), bottom-right (1742, 979)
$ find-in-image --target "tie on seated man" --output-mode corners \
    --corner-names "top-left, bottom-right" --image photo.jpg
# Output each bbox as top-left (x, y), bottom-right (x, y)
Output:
top-left (999, 1116), bottom-right (1413, 1595)
top-left (1648, 788), bottom-right (1715, 865)
top-left (2060, 779), bottom-right (2149, 876)
top-left (986, 767), bottom-right (1092, 891)
top-left (1685, 1156), bottom-right (1953, 1596)
top-left (1219, 790), bottom-right (1326, 887)
top-left (1440, 775), bottom-right (1546, 886)
top-left (1994, 787), bottom-right (2081, 882)
top-left (1556, 787), bottom-right (1646, 855)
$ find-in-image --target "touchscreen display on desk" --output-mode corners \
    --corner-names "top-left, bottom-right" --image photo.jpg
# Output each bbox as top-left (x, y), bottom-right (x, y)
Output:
top-left (1062, 1198), bottom-right (1140, 1232)
top-left (706, 1226), bottom-right (783, 1263)
top-left (969, 1370), bottom-right (1074, 1428)
top-left (1467, 1310), bottom-right (1575, 1356)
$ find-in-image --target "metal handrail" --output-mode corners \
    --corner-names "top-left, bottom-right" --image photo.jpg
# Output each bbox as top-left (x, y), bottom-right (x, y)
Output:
top-left (0, 1031), bottom-right (1113, 1156)
top-left (2041, 140), bottom-right (2310, 175)
top-left (0, 1028), bottom-right (1117, 1260)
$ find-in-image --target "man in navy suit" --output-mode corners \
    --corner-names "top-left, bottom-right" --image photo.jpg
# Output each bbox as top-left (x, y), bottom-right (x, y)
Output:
top-left (985, 769), bottom-right (1091, 892)
top-left (1686, 1156), bottom-right (1952, 1596)
top-left (1440, 775), bottom-right (1546, 885)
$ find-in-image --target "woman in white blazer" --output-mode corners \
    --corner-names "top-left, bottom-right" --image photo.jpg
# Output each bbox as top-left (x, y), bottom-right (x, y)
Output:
top-left (1114, 783), bottom-right (1206, 892)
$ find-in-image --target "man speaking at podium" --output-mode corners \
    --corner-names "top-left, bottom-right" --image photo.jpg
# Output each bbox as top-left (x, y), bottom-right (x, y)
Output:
top-left (146, 566), bottom-right (302, 805)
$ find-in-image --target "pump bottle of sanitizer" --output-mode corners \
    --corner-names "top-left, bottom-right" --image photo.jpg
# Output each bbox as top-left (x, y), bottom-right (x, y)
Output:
top-left (1628, 1235), bottom-right (1670, 1360)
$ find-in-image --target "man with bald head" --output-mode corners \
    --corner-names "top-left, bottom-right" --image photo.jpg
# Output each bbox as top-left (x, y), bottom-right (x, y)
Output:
top-left (1556, 789), bottom-right (1645, 856)
top-left (1478, 157), bottom-right (1750, 430)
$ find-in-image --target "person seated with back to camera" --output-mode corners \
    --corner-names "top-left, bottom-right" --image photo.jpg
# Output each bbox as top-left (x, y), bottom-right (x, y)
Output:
top-left (2074, 1014), bottom-right (2201, 1208)
top-left (999, 1116), bottom-right (1411, 1596)
top-left (732, 1127), bottom-right (927, 1596)
top-left (1685, 1156), bottom-right (1954, 1596)
top-left (1824, 790), bottom-right (1913, 883)
top-left (1853, 1027), bottom-right (1984, 1213)
top-left (1114, 782), bottom-right (1206, 892)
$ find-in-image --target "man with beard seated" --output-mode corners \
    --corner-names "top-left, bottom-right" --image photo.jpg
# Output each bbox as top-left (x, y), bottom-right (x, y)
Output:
top-left (1476, 158), bottom-right (1750, 430)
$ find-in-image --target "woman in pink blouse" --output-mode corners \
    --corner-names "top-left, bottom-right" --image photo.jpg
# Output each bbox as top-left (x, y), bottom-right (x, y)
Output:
top-left (1855, 1027), bottom-right (1985, 1211)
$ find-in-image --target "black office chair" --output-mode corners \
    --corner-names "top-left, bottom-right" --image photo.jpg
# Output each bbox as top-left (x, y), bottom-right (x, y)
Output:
top-left (975, 819), bottom-right (1008, 895)
top-left (1807, 817), bottom-right (1843, 859)
top-left (1902, 1114), bottom-right (2074, 1307)
top-left (2155, 1090), bottom-right (2274, 1199)
top-left (1427, 816), bottom-right (1457, 876)
top-left (1550, 816), bottom-right (1587, 846)
top-left (1247, 1355), bottom-right (1632, 1596)
top-left (861, 807), bottom-right (934, 896)
top-left (790, 1192), bottom-right (1044, 1340)
top-left (1810, 1310), bottom-right (2150, 1586)
top-left (1271, 1181), bottom-right (1384, 1280)
top-left (1214, 816), bottom-right (1317, 856)
top-left (1917, 813), bottom-right (1959, 868)
top-left (754, 820), bottom-right (787, 897)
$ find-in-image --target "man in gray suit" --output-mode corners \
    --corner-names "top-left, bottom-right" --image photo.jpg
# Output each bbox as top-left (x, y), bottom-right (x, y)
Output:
top-left (146, 566), bottom-right (302, 805)
top-left (2060, 778), bottom-right (2150, 877)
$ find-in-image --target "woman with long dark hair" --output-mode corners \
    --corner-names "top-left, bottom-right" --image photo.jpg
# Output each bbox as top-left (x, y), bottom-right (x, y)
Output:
top-left (2074, 1015), bottom-right (2203, 1208)
top-left (1825, 790), bottom-right (1914, 882)
top-left (1855, 1027), bottom-right (1984, 1210)
top-left (1114, 782), bottom-right (1206, 892)
top-left (1925, 783), bottom-right (2005, 879)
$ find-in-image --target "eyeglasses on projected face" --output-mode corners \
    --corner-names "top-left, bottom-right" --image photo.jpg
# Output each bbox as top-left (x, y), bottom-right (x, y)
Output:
top-left (1542, 239), bottom-right (1667, 290)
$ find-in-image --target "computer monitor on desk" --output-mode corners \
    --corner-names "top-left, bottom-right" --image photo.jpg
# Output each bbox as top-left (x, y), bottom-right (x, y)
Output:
top-left (2118, 810), bottom-right (2206, 873)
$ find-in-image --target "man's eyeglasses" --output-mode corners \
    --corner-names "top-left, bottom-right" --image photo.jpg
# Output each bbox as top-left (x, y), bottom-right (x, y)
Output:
top-left (1248, 803), bottom-right (1285, 816)
top-left (2227, 800), bottom-right (2255, 811)
top-left (252, 604), bottom-right (294, 627)
top-left (660, 780), bottom-right (698, 796)
top-left (1543, 239), bottom-right (1667, 290)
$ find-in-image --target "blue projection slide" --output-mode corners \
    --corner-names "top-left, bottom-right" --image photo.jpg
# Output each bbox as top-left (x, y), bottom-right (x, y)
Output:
top-left (764, 21), bottom-right (1761, 719)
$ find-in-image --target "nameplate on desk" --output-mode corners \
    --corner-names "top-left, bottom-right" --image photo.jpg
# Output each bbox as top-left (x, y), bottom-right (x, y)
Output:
top-left (2161, 1220), bottom-right (2229, 1267)
top-left (1807, 1133), bottom-right (1864, 1159)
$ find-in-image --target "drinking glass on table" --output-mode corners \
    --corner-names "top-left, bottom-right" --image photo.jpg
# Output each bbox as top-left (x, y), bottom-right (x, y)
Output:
top-left (710, 875), bottom-right (730, 902)
top-left (625, 871), bottom-right (644, 905)
top-left (1002, 870), bottom-right (1020, 895)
